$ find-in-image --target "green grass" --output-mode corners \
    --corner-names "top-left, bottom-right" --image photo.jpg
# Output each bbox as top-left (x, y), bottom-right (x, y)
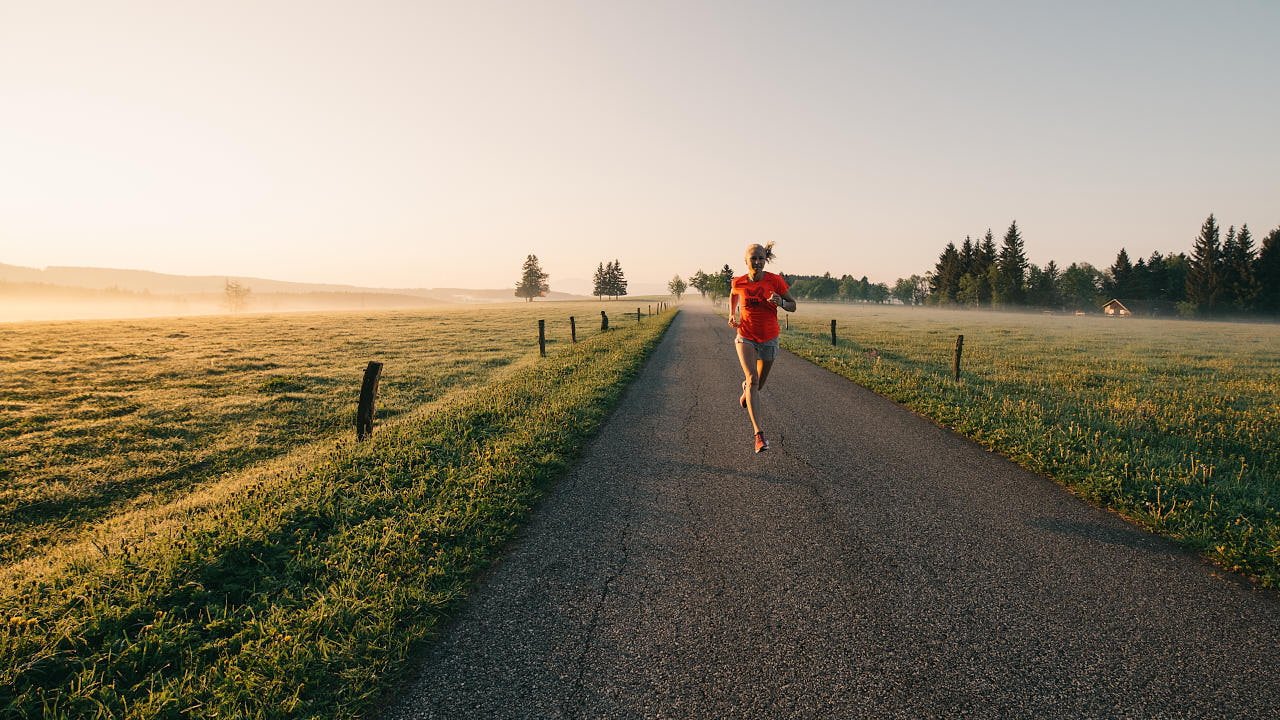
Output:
top-left (1, 302), bottom-right (675, 718)
top-left (0, 302), bottom-right (642, 567)
top-left (779, 303), bottom-right (1280, 589)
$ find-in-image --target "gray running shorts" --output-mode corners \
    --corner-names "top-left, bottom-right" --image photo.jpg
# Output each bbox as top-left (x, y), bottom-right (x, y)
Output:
top-left (735, 335), bottom-right (779, 362)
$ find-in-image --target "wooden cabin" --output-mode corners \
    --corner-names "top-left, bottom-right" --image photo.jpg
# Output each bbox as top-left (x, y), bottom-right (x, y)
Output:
top-left (1102, 299), bottom-right (1131, 316)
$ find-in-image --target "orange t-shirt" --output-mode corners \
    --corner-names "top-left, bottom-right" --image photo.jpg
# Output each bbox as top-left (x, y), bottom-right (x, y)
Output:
top-left (732, 272), bottom-right (789, 342)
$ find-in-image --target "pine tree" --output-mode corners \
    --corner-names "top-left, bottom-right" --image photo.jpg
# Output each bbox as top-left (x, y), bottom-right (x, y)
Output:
top-left (1107, 248), bottom-right (1134, 299)
top-left (1254, 226), bottom-right (1280, 314)
top-left (1185, 214), bottom-right (1223, 314)
top-left (1163, 252), bottom-right (1190, 304)
top-left (929, 242), bottom-right (962, 303)
top-left (609, 259), bottom-right (628, 298)
top-left (1027, 261), bottom-right (1061, 307)
top-left (592, 262), bottom-right (609, 299)
top-left (714, 264), bottom-right (734, 299)
top-left (515, 254), bottom-right (550, 301)
top-left (1132, 257), bottom-right (1150, 301)
top-left (1227, 224), bottom-right (1259, 311)
top-left (996, 221), bottom-right (1028, 305)
top-left (977, 230), bottom-right (997, 304)
top-left (1146, 251), bottom-right (1169, 301)
top-left (1220, 226), bottom-right (1242, 308)
top-left (959, 236), bottom-right (975, 276)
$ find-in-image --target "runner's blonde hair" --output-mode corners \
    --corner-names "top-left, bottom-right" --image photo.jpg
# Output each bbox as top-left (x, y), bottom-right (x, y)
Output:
top-left (746, 242), bottom-right (776, 262)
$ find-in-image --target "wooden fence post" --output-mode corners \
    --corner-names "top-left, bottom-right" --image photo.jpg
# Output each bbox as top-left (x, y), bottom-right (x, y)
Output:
top-left (785, 313), bottom-right (789, 330)
top-left (600, 310), bottom-right (608, 331)
top-left (570, 316), bottom-right (576, 343)
top-left (953, 334), bottom-right (964, 380)
top-left (356, 361), bottom-right (383, 440)
top-left (538, 319), bottom-right (546, 357)
top-left (648, 304), bottom-right (651, 316)
top-left (831, 319), bottom-right (837, 346)
top-left (637, 307), bottom-right (641, 322)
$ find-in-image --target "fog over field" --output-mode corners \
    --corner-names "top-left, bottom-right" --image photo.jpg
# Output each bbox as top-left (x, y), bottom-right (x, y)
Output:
top-left (0, 263), bottom-right (597, 322)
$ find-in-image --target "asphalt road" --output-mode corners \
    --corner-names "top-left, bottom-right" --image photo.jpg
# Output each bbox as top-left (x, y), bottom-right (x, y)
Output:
top-left (380, 303), bottom-right (1280, 719)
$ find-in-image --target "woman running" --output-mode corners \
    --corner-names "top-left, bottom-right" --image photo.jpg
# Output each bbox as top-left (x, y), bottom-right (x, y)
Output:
top-left (729, 242), bottom-right (796, 453)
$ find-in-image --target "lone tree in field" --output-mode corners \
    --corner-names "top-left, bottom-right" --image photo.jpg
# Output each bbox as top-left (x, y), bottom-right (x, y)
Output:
top-left (515, 254), bottom-right (550, 302)
top-left (224, 280), bottom-right (251, 313)
top-left (668, 274), bottom-right (686, 301)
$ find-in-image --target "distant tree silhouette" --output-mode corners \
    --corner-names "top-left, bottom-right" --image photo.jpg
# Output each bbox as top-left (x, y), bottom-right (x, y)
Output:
top-left (1027, 261), bottom-right (1061, 307)
top-left (1255, 226), bottom-right (1280, 314)
top-left (1185, 214), bottom-right (1223, 314)
top-left (224, 280), bottom-right (251, 313)
top-left (1224, 224), bottom-right (1260, 311)
top-left (668, 274), bottom-right (686, 301)
top-left (929, 242), bottom-right (961, 304)
top-left (608, 259), bottom-right (627, 298)
top-left (591, 260), bottom-right (627, 299)
top-left (712, 264), bottom-right (733, 300)
top-left (995, 221), bottom-right (1028, 305)
top-left (592, 262), bottom-right (609, 299)
top-left (689, 269), bottom-right (711, 298)
top-left (515, 254), bottom-right (550, 302)
top-left (1106, 248), bottom-right (1135, 299)
top-left (1058, 263), bottom-right (1104, 311)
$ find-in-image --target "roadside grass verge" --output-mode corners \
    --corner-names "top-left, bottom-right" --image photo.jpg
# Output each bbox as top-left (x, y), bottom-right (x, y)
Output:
top-left (779, 305), bottom-right (1279, 589)
top-left (0, 302), bottom-right (631, 567)
top-left (1, 309), bottom-right (676, 718)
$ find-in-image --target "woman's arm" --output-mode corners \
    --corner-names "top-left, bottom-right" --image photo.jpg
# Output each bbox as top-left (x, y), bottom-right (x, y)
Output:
top-left (728, 289), bottom-right (741, 327)
top-left (770, 290), bottom-right (796, 312)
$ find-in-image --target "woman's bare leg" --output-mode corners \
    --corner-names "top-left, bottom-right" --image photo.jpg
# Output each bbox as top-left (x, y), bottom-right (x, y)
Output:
top-left (757, 357), bottom-right (775, 391)
top-left (735, 342), bottom-right (762, 434)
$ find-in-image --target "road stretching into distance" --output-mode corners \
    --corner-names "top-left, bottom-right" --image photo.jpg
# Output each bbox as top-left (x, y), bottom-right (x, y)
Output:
top-left (381, 303), bottom-right (1279, 719)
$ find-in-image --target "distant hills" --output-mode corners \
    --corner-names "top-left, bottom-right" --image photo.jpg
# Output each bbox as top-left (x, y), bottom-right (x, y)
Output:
top-left (0, 262), bottom-right (592, 322)
top-left (0, 263), bottom-right (587, 302)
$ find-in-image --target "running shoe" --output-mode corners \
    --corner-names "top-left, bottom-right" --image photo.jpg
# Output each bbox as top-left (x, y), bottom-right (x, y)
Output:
top-left (754, 431), bottom-right (769, 453)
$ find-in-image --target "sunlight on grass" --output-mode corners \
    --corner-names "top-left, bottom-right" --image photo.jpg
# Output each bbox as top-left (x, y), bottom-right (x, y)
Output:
top-left (782, 303), bottom-right (1280, 588)
top-left (1, 302), bottom-right (675, 718)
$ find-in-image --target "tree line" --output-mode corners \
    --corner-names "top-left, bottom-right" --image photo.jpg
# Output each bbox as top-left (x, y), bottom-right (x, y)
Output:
top-left (923, 216), bottom-right (1280, 316)
top-left (519, 212), bottom-right (1280, 317)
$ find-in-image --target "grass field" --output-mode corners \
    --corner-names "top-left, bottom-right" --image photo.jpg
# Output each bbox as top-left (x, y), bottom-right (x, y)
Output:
top-left (778, 302), bottom-right (1280, 589)
top-left (1, 300), bottom-right (675, 718)
top-left (0, 301), bottom-right (651, 567)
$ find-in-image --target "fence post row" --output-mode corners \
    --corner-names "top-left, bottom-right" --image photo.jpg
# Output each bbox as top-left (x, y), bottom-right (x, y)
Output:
top-left (953, 334), bottom-right (964, 381)
top-left (831, 319), bottom-right (837, 346)
top-left (538, 319), bottom-right (546, 357)
top-left (356, 360), bottom-right (383, 440)
top-left (570, 316), bottom-right (576, 343)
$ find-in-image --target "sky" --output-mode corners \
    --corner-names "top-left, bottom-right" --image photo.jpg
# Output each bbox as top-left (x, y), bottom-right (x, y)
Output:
top-left (2, 0), bottom-right (1278, 295)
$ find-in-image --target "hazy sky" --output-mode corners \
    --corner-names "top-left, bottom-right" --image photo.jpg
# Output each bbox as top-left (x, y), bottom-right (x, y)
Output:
top-left (3, 1), bottom-right (1278, 294)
